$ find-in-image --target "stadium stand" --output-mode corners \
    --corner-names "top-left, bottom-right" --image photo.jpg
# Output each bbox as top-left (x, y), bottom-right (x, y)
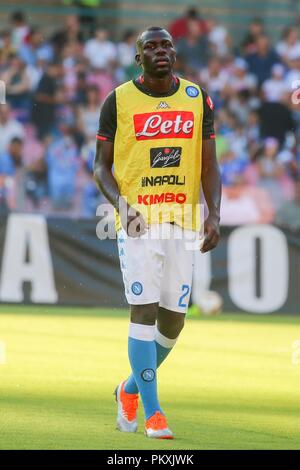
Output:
top-left (0, 1), bottom-right (299, 225)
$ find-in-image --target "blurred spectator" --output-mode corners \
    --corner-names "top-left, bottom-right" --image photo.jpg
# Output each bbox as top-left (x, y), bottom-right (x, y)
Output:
top-left (117, 30), bottom-right (136, 68)
top-left (207, 17), bottom-right (231, 58)
top-left (169, 7), bottom-right (207, 41)
top-left (8, 137), bottom-right (26, 209)
top-left (256, 137), bottom-right (293, 208)
top-left (81, 138), bottom-right (101, 216)
top-left (10, 11), bottom-right (29, 50)
top-left (117, 30), bottom-right (139, 82)
top-left (199, 57), bottom-right (229, 106)
top-left (224, 58), bottom-right (257, 96)
top-left (259, 100), bottom-right (295, 145)
top-left (215, 118), bottom-right (230, 162)
top-left (19, 27), bottom-right (53, 66)
top-left (220, 150), bottom-right (248, 186)
top-left (46, 128), bottom-right (79, 210)
top-left (228, 90), bottom-right (254, 126)
top-left (221, 179), bottom-right (274, 225)
top-left (23, 126), bottom-right (47, 209)
top-left (0, 8), bottom-right (298, 220)
top-left (241, 17), bottom-right (265, 55)
top-left (276, 26), bottom-right (300, 68)
top-left (77, 85), bottom-right (101, 140)
top-left (0, 140), bottom-right (17, 176)
top-left (86, 66), bottom-right (114, 104)
top-left (51, 15), bottom-right (84, 54)
top-left (227, 124), bottom-right (249, 159)
top-left (275, 178), bottom-right (300, 230)
top-left (4, 137), bottom-right (23, 170)
top-left (246, 34), bottom-right (280, 87)
top-left (63, 0), bottom-right (102, 36)
top-left (0, 174), bottom-right (11, 214)
top-left (284, 50), bottom-right (300, 91)
top-left (0, 30), bottom-right (16, 65)
top-left (262, 63), bottom-right (286, 103)
top-left (61, 41), bottom-right (84, 101)
top-left (31, 61), bottom-right (63, 139)
top-left (0, 104), bottom-right (25, 153)
top-left (75, 71), bottom-right (89, 104)
top-left (0, 137), bottom-right (25, 210)
top-left (245, 110), bottom-right (260, 145)
top-left (1, 55), bottom-right (31, 110)
top-left (176, 17), bottom-right (210, 70)
top-left (84, 29), bottom-right (117, 70)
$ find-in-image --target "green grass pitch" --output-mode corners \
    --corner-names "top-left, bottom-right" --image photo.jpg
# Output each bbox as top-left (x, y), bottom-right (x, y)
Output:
top-left (0, 306), bottom-right (300, 450)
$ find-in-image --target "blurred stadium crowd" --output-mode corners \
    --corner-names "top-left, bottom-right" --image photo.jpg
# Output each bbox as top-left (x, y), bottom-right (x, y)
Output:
top-left (0, 7), bottom-right (300, 228)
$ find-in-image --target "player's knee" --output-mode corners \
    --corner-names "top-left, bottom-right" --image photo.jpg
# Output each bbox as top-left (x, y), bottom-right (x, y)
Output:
top-left (158, 315), bottom-right (185, 338)
top-left (170, 316), bottom-right (185, 337)
top-left (130, 304), bottom-right (158, 325)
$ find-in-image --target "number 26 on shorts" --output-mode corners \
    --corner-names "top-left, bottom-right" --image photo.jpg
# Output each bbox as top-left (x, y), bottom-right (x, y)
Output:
top-left (178, 284), bottom-right (190, 308)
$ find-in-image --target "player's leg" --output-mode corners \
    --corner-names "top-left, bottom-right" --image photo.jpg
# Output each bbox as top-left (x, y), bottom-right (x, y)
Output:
top-left (125, 225), bottom-right (186, 393)
top-left (143, 225), bottom-right (192, 439)
top-left (155, 307), bottom-right (185, 366)
top-left (127, 303), bottom-right (163, 418)
top-left (156, 223), bottom-right (194, 385)
top-left (115, 226), bottom-right (166, 433)
top-left (126, 303), bottom-right (174, 439)
top-left (159, 225), bottom-right (194, 316)
top-left (124, 308), bottom-right (183, 394)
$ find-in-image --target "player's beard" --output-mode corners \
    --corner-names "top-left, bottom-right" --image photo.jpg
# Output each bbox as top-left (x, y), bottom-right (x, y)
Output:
top-left (144, 63), bottom-right (173, 79)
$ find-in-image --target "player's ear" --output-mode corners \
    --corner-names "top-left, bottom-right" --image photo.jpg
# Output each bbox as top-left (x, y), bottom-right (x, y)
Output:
top-left (135, 53), bottom-right (141, 66)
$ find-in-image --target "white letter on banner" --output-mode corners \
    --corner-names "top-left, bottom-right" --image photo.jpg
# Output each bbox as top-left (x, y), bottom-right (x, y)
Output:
top-left (228, 225), bottom-right (288, 313)
top-left (0, 214), bottom-right (58, 303)
top-left (191, 250), bottom-right (211, 305)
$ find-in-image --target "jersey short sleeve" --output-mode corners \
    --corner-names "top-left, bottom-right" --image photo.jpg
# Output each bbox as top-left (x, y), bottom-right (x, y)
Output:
top-left (97, 90), bottom-right (117, 142)
top-left (201, 88), bottom-right (215, 140)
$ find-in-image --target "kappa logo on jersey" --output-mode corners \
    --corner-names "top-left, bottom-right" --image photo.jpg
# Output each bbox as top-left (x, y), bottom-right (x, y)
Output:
top-left (150, 147), bottom-right (182, 168)
top-left (133, 111), bottom-right (194, 140)
top-left (156, 101), bottom-right (170, 109)
top-left (137, 192), bottom-right (187, 205)
top-left (141, 175), bottom-right (186, 187)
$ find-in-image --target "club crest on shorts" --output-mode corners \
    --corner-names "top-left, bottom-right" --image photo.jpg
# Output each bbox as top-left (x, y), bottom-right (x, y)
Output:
top-left (131, 281), bottom-right (143, 295)
top-left (141, 368), bottom-right (155, 382)
top-left (185, 86), bottom-right (199, 97)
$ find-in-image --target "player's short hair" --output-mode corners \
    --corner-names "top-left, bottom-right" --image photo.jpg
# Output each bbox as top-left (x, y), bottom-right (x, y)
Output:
top-left (9, 137), bottom-right (23, 145)
top-left (136, 27), bottom-right (171, 52)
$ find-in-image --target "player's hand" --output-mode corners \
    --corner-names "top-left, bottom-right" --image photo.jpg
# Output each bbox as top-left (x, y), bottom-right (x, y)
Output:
top-left (119, 201), bottom-right (148, 238)
top-left (200, 215), bottom-right (220, 253)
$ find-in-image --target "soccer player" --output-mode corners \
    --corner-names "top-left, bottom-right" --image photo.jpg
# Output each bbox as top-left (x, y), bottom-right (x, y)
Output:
top-left (94, 27), bottom-right (221, 439)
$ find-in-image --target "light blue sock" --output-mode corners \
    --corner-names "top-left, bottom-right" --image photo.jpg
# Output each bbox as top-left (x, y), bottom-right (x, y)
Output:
top-left (125, 325), bottom-right (178, 397)
top-left (126, 323), bottom-right (162, 420)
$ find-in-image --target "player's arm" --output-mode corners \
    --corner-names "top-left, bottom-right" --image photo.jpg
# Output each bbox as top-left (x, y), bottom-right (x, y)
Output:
top-left (93, 139), bottom-right (119, 209)
top-left (93, 91), bottom-right (147, 236)
top-left (200, 90), bottom-right (222, 253)
top-left (94, 140), bottom-right (147, 236)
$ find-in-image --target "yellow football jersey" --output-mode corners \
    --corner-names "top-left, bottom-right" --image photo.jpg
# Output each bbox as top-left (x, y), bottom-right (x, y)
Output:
top-left (113, 78), bottom-right (204, 231)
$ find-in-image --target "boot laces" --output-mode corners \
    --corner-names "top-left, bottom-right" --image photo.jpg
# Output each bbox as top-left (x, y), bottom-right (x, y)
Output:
top-left (147, 411), bottom-right (167, 429)
top-left (122, 393), bottom-right (138, 421)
